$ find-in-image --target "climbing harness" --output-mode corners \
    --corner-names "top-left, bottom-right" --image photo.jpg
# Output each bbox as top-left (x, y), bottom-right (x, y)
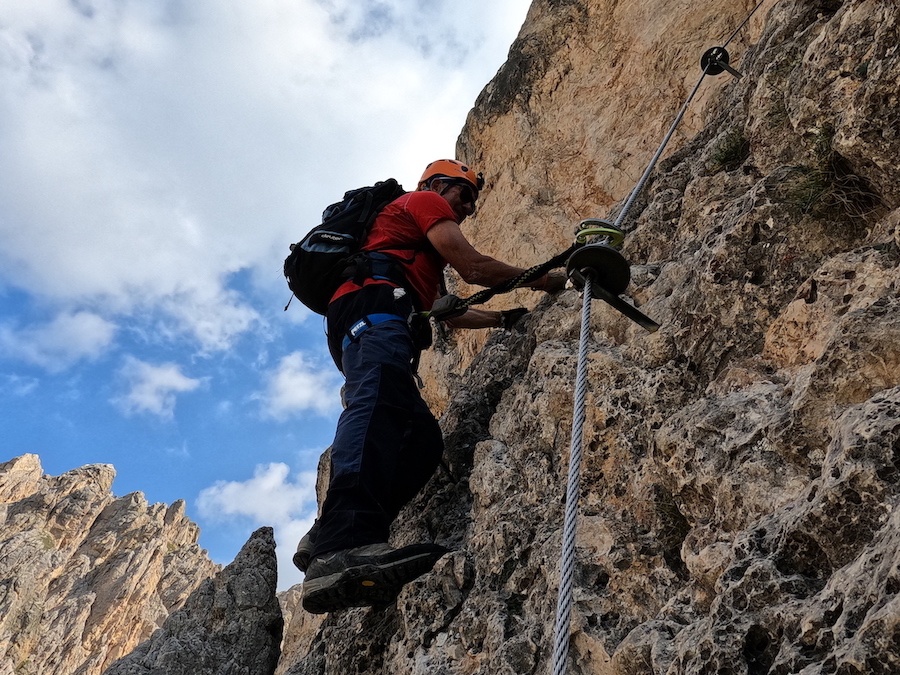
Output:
top-left (548, 0), bottom-right (769, 669)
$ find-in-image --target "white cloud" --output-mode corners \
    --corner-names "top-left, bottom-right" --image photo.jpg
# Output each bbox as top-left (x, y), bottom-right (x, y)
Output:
top-left (257, 351), bottom-right (342, 419)
top-left (0, 311), bottom-right (116, 372)
top-left (0, 0), bottom-right (529, 355)
top-left (112, 356), bottom-right (202, 419)
top-left (197, 462), bottom-right (317, 524)
top-left (197, 461), bottom-right (319, 589)
top-left (0, 0), bottom-right (528, 590)
top-left (159, 288), bottom-right (260, 354)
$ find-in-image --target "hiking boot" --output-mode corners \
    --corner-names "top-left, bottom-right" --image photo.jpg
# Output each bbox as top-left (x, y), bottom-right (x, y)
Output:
top-left (301, 542), bottom-right (448, 614)
top-left (292, 531), bottom-right (316, 573)
top-left (293, 519), bottom-right (322, 573)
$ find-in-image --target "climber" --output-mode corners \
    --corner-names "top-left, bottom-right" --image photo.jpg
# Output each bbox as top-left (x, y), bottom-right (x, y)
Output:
top-left (296, 159), bottom-right (567, 614)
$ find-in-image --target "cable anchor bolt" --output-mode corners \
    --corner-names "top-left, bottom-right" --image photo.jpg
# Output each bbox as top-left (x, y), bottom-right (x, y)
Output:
top-left (700, 46), bottom-right (743, 79)
top-left (569, 218), bottom-right (629, 297)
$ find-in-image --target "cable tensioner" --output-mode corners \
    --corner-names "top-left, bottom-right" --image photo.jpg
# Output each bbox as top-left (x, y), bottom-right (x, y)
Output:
top-left (566, 219), bottom-right (659, 332)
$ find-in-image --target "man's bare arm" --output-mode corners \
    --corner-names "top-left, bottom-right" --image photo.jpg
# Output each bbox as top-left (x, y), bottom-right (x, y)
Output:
top-left (426, 219), bottom-right (557, 290)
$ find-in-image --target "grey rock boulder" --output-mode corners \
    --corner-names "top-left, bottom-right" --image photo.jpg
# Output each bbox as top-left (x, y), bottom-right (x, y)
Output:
top-left (103, 527), bottom-right (283, 675)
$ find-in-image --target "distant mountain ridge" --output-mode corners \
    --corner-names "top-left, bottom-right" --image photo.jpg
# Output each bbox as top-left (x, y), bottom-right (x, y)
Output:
top-left (0, 454), bottom-right (219, 674)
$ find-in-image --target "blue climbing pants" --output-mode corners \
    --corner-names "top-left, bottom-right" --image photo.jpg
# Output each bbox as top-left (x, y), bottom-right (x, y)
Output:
top-left (312, 285), bottom-right (443, 557)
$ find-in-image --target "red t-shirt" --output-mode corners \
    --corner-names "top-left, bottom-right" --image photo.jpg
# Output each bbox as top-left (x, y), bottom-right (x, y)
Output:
top-left (331, 191), bottom-right (455, 310)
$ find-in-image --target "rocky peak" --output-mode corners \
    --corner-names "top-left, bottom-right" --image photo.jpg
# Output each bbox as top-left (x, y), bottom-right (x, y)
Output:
top-left (0, 454), bottom-right (220, 675)
top-left (102, 526), bottom-right (282, 675)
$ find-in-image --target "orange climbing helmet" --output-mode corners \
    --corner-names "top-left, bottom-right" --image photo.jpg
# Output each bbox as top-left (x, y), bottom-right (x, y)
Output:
top-left (418, 159), bottom-right (485, 195)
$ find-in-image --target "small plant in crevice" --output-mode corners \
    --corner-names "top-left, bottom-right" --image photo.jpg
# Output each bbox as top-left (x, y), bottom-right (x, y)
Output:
top-left (709, 128), bottom-right (751, 173)
top-left (779, 125), bottom-right (884, 223)
top-left (782, 157), bottom-right (884, 222)
top-left (654, 486), bottom-right (691, 577)
top-left (811, 123), bottom-right (835, 163)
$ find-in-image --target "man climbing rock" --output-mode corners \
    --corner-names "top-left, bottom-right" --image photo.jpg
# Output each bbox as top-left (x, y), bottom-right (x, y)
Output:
top-left (297, 159), bottom-right (566, 614)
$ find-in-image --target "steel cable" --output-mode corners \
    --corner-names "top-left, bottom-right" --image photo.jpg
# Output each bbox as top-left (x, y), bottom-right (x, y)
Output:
top-left (550, 273), bottom-right (594, 675)
top-left (546, 1), bottom-right (773, 669)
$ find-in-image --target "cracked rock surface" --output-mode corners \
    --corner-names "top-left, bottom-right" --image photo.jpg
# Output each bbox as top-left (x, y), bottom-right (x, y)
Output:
top-left (103, 527), bottom-right (282, 675)
top-left (0, 454), bottom-right (219, 675)
top-left (282, 0), bottom-right (900, 673)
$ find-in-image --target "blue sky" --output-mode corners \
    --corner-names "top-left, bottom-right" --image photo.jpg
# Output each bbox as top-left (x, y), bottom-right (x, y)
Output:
top-left (0, 0), bottom-right (531, 590)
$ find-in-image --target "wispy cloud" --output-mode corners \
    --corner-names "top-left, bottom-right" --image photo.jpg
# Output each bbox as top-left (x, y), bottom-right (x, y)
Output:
top-left (164, 441), bottom-right (191, 459)
top-left (256, 351), bottom-right (342, 419)
top-left (159, 288), bottom-right (260, 354)
top-left (1, 374), bottom-right (40, 396)
top-left (197, 461), bottom-right (320, 589)
top-left (112, 356), bottom-right (203, 419)
top-left (0, 311), bottom-right (116, 372)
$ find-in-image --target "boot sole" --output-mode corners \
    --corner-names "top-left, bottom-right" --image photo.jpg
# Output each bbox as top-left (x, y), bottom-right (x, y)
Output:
top-left (302, 549), bottom-right (445, 614)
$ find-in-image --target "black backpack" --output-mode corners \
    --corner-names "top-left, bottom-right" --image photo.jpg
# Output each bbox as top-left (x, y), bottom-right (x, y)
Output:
top-left (284, 178), bottom-right (407, 314)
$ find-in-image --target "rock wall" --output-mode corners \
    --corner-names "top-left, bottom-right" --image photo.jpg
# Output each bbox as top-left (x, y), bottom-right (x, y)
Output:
top-left (419, 0), bottom-right (774, 413)
top-left (284, 0), bottom-right (900, 673)
top-left (0, 454), bottom-right (219, 675)
top-left (102, 527), bottom-right (282, 675)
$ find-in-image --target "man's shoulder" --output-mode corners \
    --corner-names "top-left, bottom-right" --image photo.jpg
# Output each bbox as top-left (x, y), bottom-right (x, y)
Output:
top-left (393, 190), bottom-right (456, 222)
top-left (390, 190), bottom-right (443, 208)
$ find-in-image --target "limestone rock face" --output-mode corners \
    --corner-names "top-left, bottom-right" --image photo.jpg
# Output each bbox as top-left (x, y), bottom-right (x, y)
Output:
top-left (419, 0), bottom-right (775, 414)
top-left (0, 454), bottom-right (219, 675)
top-left (284, 0), bottom-right (900, 673)
top-left (102, 527), bottom-right (283, 675)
